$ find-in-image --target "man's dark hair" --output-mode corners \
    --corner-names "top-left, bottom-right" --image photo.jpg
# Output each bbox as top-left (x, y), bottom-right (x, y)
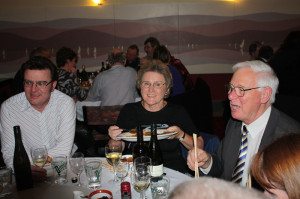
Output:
top-left (152, 45), bottom-right (171, 64)
top-left (144, 37), bottom-right (160, 48)
top-left (128, 44), bottom-right (139, 55)
top-left (258, 45), bottom-right (274, 62)
top-left (22, 56), bottom-right (58, 81)
top-left (56, 47), bottom-right (78, 68)
top-left (249, 41), bottom-right (262, 56)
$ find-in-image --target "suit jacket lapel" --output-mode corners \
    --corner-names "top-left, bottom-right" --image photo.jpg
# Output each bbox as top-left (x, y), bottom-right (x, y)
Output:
top-left (259, 106), bottom-right (279, 150)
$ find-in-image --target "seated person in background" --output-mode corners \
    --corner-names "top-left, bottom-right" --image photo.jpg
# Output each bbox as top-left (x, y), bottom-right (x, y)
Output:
top-left (170, 54), bottom-right (193, 91)
top-left (0, 56), bottom-right (76, 181)
top-left (86, 48), bottom-right (138, 106)
top-left (125, 44), bottom-right (140, 71)
top-left (56, 46), bottom-right (88, 102)
top-left (169, 177), bottom-right (267, 199)
top-left (13, 46), bottom-right (52, 94)
top-left (153, 45), bottom-right (185, 97)
top-left (251, 134), bottom-right (300, 199)
top-left (249, 41), bottom-right (262, 60)
top-left (187, 60), bottom-right (300, 187)
top-left (143, 37), bottom-right (160, 59)
top-left (109, 63), bottom-right (203, 173)
top-left (257, 45), bottom-right (274, 64)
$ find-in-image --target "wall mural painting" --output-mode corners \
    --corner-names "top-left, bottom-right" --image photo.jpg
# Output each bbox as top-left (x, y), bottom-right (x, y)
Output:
top-left (0, 2), bottom-right (299, 77)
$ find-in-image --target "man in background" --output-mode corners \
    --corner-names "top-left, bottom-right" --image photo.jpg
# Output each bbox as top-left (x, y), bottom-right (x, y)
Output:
top-left (86, 48), bottom-right (138, 106)
top-left (125, 44), bottom-right (140, 71)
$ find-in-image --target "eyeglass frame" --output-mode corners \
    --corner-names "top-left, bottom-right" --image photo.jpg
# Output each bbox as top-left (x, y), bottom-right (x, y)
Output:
top-left (23, 79), bottom-right (53, 89)
top-left (225, 83), bottom-right (263, 97)
top-left (140, 81), bottom-right (166, 89)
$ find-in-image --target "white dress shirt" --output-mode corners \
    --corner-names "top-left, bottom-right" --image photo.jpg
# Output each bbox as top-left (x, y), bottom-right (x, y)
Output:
top-left (241, 106), bottom-right (271, 186)
top-left (0, 90), bottom-right (76, 168)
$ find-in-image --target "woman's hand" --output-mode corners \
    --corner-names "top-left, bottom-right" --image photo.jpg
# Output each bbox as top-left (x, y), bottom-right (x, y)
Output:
top-left (108, 125), bottom-right (123, 140)
top-left (166, 126), bottom-right (185, 139)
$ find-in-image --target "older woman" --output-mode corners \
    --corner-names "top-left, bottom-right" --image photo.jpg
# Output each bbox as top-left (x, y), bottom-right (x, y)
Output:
top-left (251, 134), bottom-right (300, 199)
top-left (109, 62), bottom-right (203, 173)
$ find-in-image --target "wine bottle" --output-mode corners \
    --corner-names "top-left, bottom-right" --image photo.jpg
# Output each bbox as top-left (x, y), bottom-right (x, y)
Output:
top-left (149, 123), bottom-right (163, 178)
top-left (81, 65), bottom-right (89, 81)
top-left (13, 126), bottom-right (33, 190)
top-left (132, 125), bottom-right (149, 160)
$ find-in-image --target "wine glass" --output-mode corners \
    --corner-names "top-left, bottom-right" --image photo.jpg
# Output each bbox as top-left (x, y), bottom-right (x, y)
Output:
top-left (31, 146), bottom-right (48, 168)
top-left (69, 152), bottom-right (85, 186)
top-left (132, 157), bottom-right (151, 199)
top-left (105, 141), bottom-right (122, 183)
top-left (116, 161), bottom-right (129, 182)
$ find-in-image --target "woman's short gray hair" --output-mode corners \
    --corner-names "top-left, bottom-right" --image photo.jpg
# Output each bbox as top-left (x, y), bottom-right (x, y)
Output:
top-left (232, 60), bottom-right (279, 104)
top-left (137, 61), bottom-right (173, 97)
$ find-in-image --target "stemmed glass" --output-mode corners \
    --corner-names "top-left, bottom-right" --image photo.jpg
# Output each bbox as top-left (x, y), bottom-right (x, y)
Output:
top-left (116, 161), bottom-right (129, 182)
top-left (31, 146), bottom-right (48, 168)
top-left (69, 152), bottom-right (85, 186)
top-left (105, 141), bottom-right (122, 183)
top-left (132, 156), bottom-right (151, 199)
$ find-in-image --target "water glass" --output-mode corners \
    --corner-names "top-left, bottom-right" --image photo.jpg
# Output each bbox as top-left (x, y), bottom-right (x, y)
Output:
top-left (150, 176), bottom-right (170, 199)
top-left (85, 160), bottom-right (102, 189)
top-left (52, 156), bottom-right (68, 184)
top-left (0, 168), bottom-right (12, 198)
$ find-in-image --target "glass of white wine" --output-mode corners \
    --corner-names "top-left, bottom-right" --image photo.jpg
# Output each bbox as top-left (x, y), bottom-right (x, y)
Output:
top-left (31, 146), bottom-right (48, 168)
top-left (132, 157), bottom-right (151, 199)
top-left (105, 141), bottom-right (122, 183)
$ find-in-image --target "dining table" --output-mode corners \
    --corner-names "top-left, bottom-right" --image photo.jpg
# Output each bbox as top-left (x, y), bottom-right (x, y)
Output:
top-left (11, 157), bottom-right (192, 199)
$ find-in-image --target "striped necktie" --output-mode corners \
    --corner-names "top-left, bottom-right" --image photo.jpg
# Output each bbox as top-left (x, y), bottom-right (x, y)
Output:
top-left (231, 125), bottom-right (249, 184)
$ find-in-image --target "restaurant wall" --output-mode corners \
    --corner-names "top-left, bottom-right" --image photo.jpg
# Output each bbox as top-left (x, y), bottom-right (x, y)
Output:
top-left (0, 0), bottom-right (299, 100)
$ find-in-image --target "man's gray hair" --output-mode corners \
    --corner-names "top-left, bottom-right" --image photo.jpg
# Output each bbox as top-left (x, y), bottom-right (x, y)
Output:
top-left (168, 177), bottom-right (267, 199)
top-left (232, 60), bottom-right (279, 104)
top-left (106, 50), bottom-right (126, 67)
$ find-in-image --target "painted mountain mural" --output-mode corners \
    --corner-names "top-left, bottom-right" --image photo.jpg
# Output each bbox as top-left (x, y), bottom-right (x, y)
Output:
top-left (0, 12), bottom-right (299, 74)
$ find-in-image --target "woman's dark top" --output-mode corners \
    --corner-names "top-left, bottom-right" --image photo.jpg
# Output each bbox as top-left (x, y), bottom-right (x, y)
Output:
top-left (57, 69), bottom-right (88, 101)
top-left (117, 101), bottom-right (198, 173)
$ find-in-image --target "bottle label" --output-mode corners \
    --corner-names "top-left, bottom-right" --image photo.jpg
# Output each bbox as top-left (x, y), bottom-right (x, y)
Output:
top-left (151, 164), bottom-right (163, 177)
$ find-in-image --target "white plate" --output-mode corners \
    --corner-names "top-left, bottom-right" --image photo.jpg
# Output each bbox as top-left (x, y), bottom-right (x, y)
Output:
top-left (117, 131), bottom-right (177, 142)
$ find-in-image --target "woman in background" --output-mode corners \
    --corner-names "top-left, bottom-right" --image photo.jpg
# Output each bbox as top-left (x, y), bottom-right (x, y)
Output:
top-left (56, 46), bottom-right (88, 102)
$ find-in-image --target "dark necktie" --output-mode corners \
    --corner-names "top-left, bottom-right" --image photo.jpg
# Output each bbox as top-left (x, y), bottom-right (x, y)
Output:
top-left (231, 125), bottom-right (249, 184)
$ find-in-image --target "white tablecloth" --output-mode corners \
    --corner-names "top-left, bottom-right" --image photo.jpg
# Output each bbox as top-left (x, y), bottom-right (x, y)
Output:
top-left (13, 157), bottom-right (192, 199)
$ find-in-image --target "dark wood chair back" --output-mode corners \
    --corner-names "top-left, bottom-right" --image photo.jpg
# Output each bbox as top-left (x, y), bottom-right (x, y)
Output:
top-left (83, 105), bottom-right (123, 126)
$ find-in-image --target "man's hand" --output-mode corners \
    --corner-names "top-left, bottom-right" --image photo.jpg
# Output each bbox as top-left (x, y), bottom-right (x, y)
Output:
top-left (187, 148), bottom-right (211, 171)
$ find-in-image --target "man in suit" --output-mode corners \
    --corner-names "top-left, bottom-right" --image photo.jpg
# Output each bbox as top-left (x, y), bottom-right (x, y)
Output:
top-left (187, 60), bottom-right (300, 187)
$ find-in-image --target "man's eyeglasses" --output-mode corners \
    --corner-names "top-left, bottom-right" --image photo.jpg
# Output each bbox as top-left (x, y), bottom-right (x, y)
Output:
top-left (23, 80), bottom-right (52, 89)
top-left (141, 81), bottom-right (166, 89)
top-left (225, 83), bottom-right (262, 97)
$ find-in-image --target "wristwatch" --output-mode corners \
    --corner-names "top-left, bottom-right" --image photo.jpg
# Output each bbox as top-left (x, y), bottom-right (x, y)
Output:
top-left (179, 132), bottom-right (185, 142)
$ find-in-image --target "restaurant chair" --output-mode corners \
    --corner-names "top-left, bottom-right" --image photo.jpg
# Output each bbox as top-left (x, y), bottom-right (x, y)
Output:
top-left (82, 105), bottom-right (123, 156)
